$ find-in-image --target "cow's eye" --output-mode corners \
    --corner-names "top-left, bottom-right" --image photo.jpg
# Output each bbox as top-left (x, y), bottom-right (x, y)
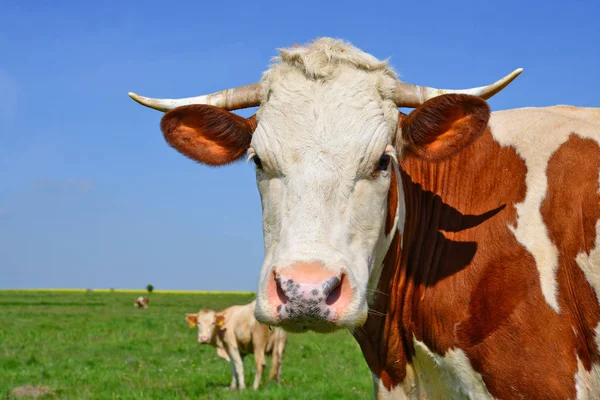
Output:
top-left (253, 155), bottom-right (264, 170)
top-left (376, 154), bottom-right (391, 171)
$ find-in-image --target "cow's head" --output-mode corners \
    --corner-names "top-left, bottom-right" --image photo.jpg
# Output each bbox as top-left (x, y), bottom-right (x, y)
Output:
top-left (186, 309), bottom-right (224, 343)
top-left (131, 38), bottom-right (521, 333)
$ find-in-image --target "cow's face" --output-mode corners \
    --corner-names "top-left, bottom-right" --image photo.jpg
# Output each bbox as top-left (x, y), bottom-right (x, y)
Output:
top-left (161, 48), bottom-right (490, 333)
top-left (186, 310), bottom-right (217, 343)
top-left (250, 67), bottom-right (400, 332)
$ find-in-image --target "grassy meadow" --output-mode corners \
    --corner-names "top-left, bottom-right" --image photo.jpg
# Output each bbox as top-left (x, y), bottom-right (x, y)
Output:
top-left (0, 290), bottom-right (372, 399)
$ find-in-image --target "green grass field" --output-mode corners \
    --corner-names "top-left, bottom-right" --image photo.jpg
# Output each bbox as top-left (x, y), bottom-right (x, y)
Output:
top-left (0, 290), bottom-right (372, 399)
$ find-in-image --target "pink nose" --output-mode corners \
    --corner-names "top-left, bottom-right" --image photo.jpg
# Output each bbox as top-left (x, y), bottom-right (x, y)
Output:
top-left (266, 262), bottom-right (352, 323)
top-left (199, 336), bottom-right (209, 343)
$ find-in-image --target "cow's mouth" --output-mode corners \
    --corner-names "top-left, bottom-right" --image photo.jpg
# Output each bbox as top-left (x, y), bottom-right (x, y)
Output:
top-left (278, 319), bottom-right (340, 334)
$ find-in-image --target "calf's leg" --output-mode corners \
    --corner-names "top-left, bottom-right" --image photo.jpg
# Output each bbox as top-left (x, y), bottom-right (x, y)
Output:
top-left (269, 330), bottom-right (287, 384)
top-left (227, 347), bottom-right (246, 390)
top-left (229, 364), bottom-right (237, 389)
top-left (253, 347), bottom-right (266, 390)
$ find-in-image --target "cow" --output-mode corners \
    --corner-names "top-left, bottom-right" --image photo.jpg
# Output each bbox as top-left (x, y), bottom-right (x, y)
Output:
top-left (133, 296), bottom-right (149, 309)
top-left (185, 300), bottom-right (288, 390)
top-left (129, 38), bottom-right (600, 399)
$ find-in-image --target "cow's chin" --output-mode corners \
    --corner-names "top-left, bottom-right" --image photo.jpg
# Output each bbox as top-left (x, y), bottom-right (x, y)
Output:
top-left (279, 320), bottom-right (340, 334)
top-left (279, 313), bottom-right (368, 333)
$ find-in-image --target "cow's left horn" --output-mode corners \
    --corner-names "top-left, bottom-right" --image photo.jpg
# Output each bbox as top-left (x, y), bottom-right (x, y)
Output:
top-left (392, 68), bottom-right (523, 108)
top-left (128, 83), bottom-right (262, 112)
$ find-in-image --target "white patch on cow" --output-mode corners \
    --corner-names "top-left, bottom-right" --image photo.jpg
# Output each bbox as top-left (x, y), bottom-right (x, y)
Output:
top-left (575, 354), bottom-right (600, 400)
top-left (253, 38), bottom-right (401, 327)
top-left (489, 106), bottom-right (600, 312)
top-left (372, 339), bottom-right (493, 399)
top-left (406, 338), bottom-right (492, 399)
top-left (372, 372), bottom-right (413, 400)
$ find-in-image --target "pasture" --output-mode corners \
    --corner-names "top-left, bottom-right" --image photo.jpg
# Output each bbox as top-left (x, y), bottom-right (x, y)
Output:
top-left (0, 290), bottom-right (371, 399)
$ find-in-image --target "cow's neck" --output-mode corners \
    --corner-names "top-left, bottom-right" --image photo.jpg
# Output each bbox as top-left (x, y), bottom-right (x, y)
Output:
top-left (354, 131), bottom-right (517, 395)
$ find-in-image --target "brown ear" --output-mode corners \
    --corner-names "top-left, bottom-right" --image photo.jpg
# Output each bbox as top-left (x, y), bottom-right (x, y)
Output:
top-left (185, 313), bottom-right (198, 328)
top-left (399, 94), bottom-right (490, 161)
top-left (215, 314), bottom-right (225, 328)
top-left (215, 314), bottom-right (227, 338)
top-left (160, 104), bottom-right (256, 166)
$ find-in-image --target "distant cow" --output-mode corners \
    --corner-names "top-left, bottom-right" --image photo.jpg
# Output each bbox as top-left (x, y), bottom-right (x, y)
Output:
top-left (185, 300), bottom-right (287, 390)
top-left (133, 296), bottom-right (149, 309)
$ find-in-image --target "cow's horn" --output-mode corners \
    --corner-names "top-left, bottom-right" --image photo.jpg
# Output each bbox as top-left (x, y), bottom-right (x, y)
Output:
top-left (392, 68), bottom-right (523, 108)
top-left (128, 83), bottom-right (262, 112)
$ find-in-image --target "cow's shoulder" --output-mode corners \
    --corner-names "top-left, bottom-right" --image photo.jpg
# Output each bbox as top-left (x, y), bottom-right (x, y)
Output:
top-left (489, 105), bottom-right (600, 148)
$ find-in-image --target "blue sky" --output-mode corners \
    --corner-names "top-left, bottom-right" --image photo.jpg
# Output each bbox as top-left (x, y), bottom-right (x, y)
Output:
top-left (1, 1), bottom-right (598, 291)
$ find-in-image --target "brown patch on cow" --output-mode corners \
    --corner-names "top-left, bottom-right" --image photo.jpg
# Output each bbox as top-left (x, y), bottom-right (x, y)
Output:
top-left (399, 130), bottom-right (530, 355)
top-left (160, 105), bottom-right (255, 166)
top-left (400, 94), bottom-right (490, 162)
top-left (11, 385), bottom-right (54, 398)
top-left (357, 127), bottom-right (600, 398)
top-left (385, 167), bottom-right (398, 236)
top-left (542, 134), bottom-right (600, 371)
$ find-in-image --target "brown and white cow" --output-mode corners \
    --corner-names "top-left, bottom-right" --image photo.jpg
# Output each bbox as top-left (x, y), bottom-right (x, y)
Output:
top-left (133, 296), bottom-right (149, 309)
top-left (185, 300), bottom-right (288, 390)
top-left (130, 38), bottom-right (600, 398)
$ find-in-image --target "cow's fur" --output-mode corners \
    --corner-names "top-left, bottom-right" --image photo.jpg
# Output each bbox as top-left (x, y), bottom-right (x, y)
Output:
top-left (185, 300), bottom-right (287, 390)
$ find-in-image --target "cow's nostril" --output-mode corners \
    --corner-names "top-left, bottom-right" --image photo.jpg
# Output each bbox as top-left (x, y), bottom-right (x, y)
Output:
top-left (274, 273), bottom-right (288, 304)
top-left (321, 276), bottom-right (341, 295)
top-left (325, 275), bottom-right (343, 305)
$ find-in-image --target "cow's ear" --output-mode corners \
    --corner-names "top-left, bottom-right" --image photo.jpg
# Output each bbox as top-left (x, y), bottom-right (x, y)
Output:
top-left (160, 105), bottom-right (256, 166)
top-left (398, 94), bottom-right (490, 161)
top-left (185, 314), bottom-right (198, 328)
top-left (215, 314), bottom-right (225, 328)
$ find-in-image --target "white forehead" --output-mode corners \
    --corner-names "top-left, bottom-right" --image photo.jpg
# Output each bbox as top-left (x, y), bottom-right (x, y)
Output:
top-left (197, 311), bottom-right (215, 325)
top-left (253, 38), bottom-right (399, 170)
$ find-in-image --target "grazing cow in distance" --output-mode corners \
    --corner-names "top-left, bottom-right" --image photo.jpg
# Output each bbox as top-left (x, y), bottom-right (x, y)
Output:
top-left (131, 38), bottom-right (600, 399)
top-left (185, 300), bottom-right (288, 390)
top-left (133, 296), bottom-right (149, 309)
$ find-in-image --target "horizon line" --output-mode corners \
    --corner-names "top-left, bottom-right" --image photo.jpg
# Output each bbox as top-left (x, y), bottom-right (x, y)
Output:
top-left (0, 288), bottom-right (255, 295)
